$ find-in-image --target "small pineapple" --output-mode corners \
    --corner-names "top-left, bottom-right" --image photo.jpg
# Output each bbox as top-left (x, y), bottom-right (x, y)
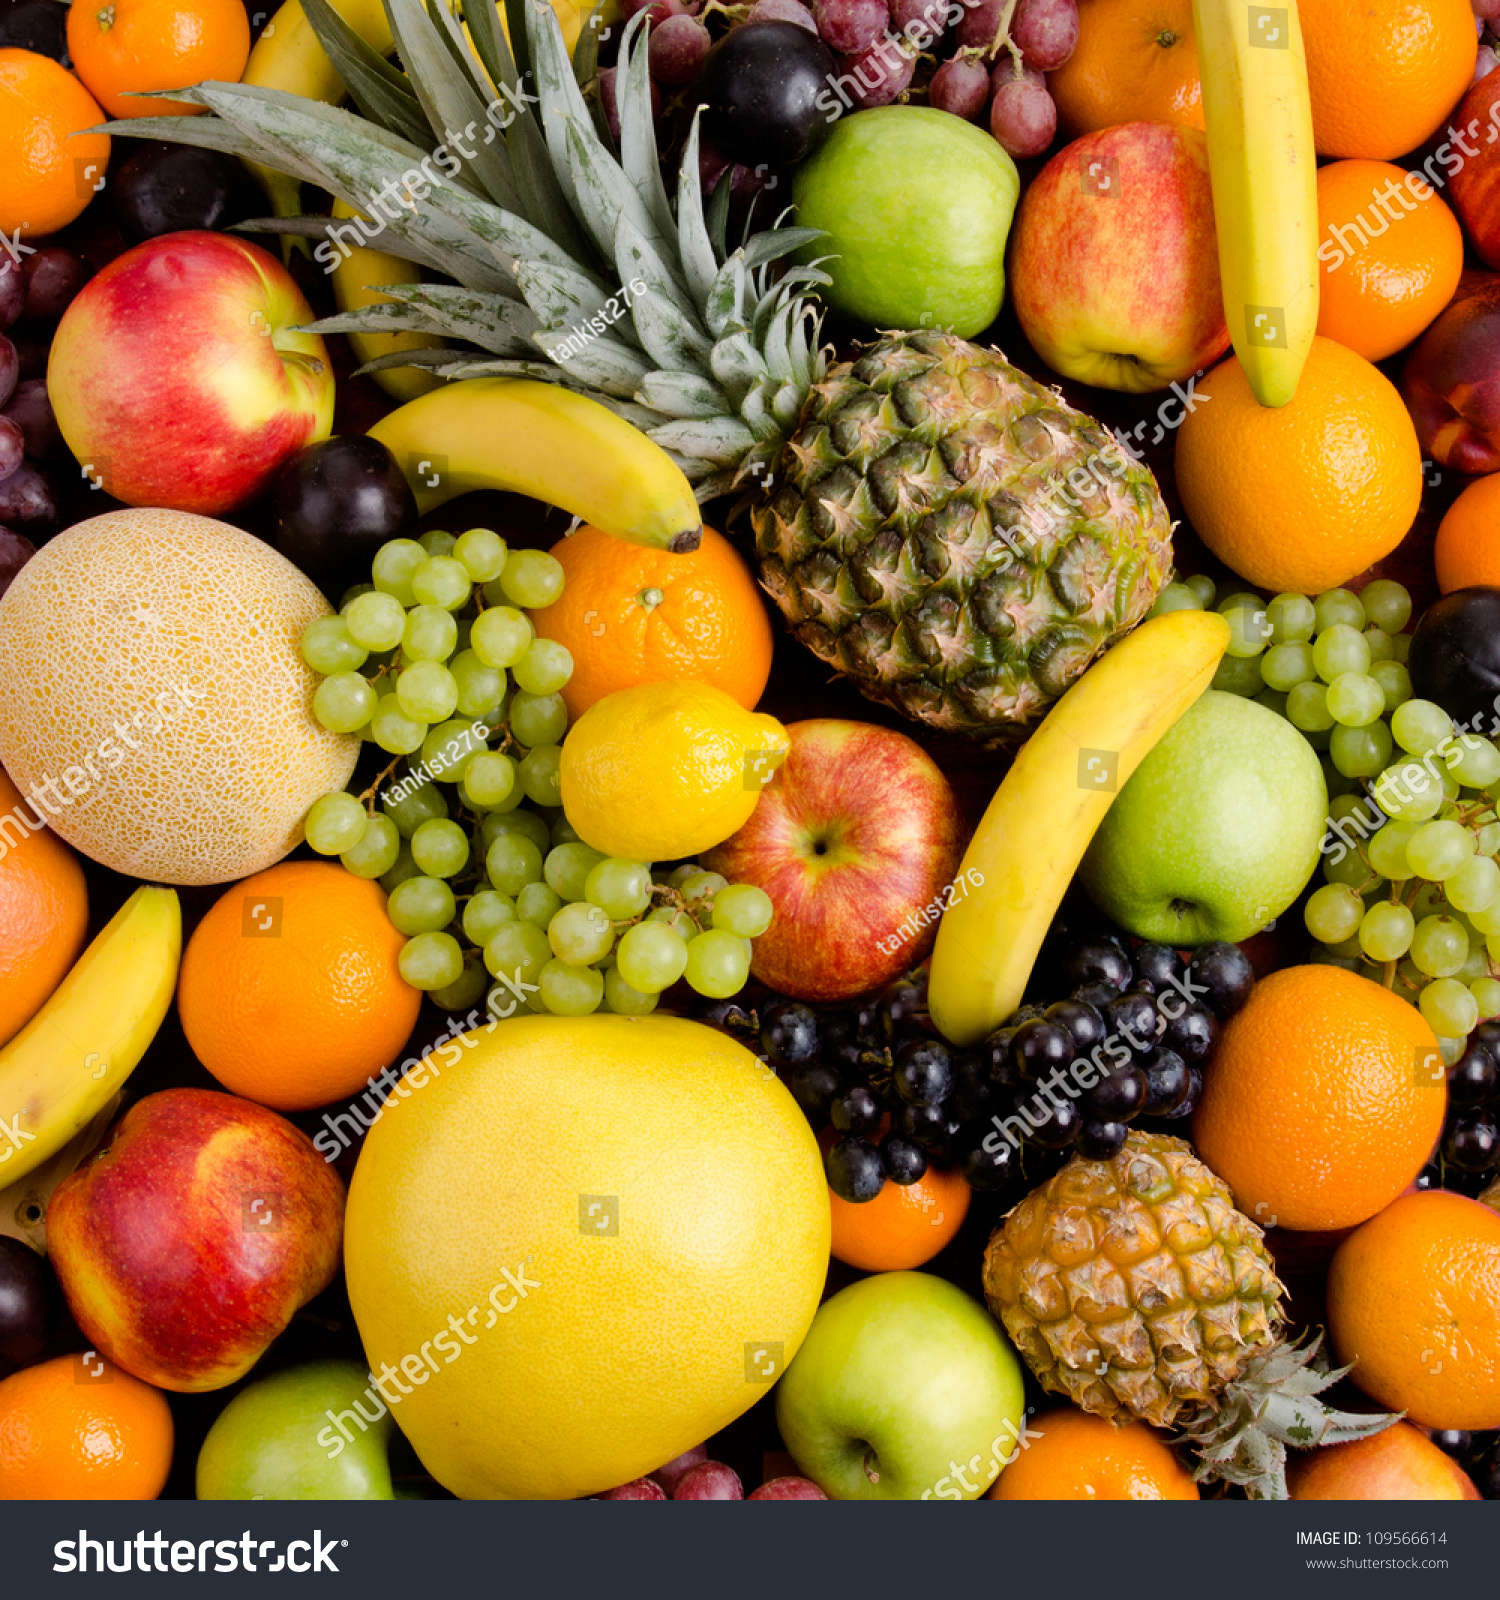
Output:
top-left (982, 1132), bottom-right (1399, 1498)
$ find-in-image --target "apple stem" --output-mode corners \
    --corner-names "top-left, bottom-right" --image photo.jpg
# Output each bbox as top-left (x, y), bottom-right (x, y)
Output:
top-left (862, 1448), bottom-right (881, 1485)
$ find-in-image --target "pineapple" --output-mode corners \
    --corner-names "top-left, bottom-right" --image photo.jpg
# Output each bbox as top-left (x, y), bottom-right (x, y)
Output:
top-left (124, 0), bottom-right (1172, 742)
top-left (982, 1132), bottom-right (1399, 1499)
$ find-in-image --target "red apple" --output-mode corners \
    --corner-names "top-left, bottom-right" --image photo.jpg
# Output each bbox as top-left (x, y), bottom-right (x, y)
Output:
top-left (1289, 1422), bottom-right (1482, 1500)
top-left (1401, 275), bottom-right (1500, 475)
top-left (704, 719), bottom-right (964, 1002)
top-left (47, 1088), bottom-right (344, 1393)
top-left (1008, 121), bottom-right (1230, 392)
top-left (47, 232), bottom-right (335, 514)
top-left (1448, 69), bottom-right (1500, 269)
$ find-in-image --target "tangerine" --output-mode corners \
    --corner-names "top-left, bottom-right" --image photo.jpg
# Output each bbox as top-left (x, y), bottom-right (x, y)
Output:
top-left (1435, 472), bottom-right (1500, 592)
top-left (67, 0), bottom-right (250, 120)
top-left (989, 1407), bottom-right (1199, 1500)
top-left (1048, 0), bottom-right (1202, 136)
top-left (827, 1155), bottom-right (969, 1271)
top-left (0, 49), bottom-right (111, 238)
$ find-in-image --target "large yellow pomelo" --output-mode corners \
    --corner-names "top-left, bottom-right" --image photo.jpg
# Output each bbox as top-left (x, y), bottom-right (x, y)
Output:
top-left (344, 1013), bottom-right (830, 1500)
top-left (0, 507), bottom-right (357, 884)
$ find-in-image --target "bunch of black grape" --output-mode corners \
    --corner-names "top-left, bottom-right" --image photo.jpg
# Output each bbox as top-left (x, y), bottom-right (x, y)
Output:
top-left (1423, 1020), bottom-right (1500, 1196)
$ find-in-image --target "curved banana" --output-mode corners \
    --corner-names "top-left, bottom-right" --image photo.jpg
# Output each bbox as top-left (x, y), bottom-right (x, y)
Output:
top-left (0, 1094), bottom-right (121, 1253)
top-left (1192, 0), bottom-right (1318, 406)
top-left (928, 611), bottom-right (1231, 1048)
top-left (0, 886), bottom-right (180, 1190)
top-left (329, 198), bottom-right (444, 403)
top-left (367, 377), bottom-right (703, 551)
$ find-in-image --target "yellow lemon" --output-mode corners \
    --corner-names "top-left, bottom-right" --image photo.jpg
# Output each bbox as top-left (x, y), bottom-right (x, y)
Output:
top-left (343, 1014), bottom-right (830, 1500)
top-left (559, 682), bottom-right (789, 861)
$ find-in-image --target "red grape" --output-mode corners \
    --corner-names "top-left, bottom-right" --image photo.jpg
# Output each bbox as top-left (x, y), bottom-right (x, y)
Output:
top-left (0, 1237), bottom-right (59, 1374)
top-left (673, 1460), bottom-right (744, 1499)
top-left (748, 0), bottom-right (819, 28)
top-left (837, 38), bottom-right (916, 105)
top-left (747, 1476), bottom-right (828, 1499)
top-left (597, 1477), bottom-right (669, 1499)
top-left (3, 380), bottom-right (59, 458)
top-left (0, 258), bottom-right (22, 332)
top-left (0, 527), bottom-right (36, 602)
top-left (1474, 0), bottom-right (1500, 20)
top-left (0, 461), bottom-right (56, 529)
top-left (890, 0), bottom-right (947, 34)
top-left (930, 54), bottom-right (991, 118)
top-left (649, 1443), bottom-right (708, 1493)
top-left (1011, 0), bottom-right (1077, 68)
top-left (814, 0), bottom-right (890, 53)
top-left (989, 65), bottom-right (1056, 157)
top-left (956, 0), bottom-right (1001, 50)
top-left (619, 0), bottom-right (696, 21)
top-left (0, 418), bottom-right (22, 482)
top-left (0, 334), bottom-right (14, 410)
top-left (598, 66), bottom-right (663, 143)
top-left (23, 248), bottom-right (91, 321)
top-left (650, 13), bottom-right (712, 83)
top-left (1478, 41), bottom-right (1498, 76)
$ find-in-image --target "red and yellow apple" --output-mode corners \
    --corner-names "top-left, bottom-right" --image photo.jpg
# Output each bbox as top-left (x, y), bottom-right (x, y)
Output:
top-left (1401, 275), bottom-right (1500, 475)
top-left (48, 232), bottom-right (334, 514)
top-left (704, 719), bottom-right (964, 1002)
top-left (1289, 1422), bottom-right (1482, 1501)
top-left (1448, 70), bottom-right (1500, 270)
top-left (47, 1088), bottom-right (344, 1393)
top-left (1008, 121), bottom-right (1230, 392)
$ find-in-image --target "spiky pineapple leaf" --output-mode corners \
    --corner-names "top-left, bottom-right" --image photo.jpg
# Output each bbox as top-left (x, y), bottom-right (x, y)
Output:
top-left (636, 369), bottom-right (734, 420)
top-left (705, 164), bottom-right (733, 259)
top-left (614, 15), bottom-right (676, 255)
top-left (308, 282), bottom-right (541, 354)
top-left (506, 0), bottom-right (538, 106)
top-left (511, 256), bottom-right (613, 333)
top-left (675, 114), bottom-right (720, 308)
top-left (537, 333), bottom-right (654, 398)
top-left (297, 0), bottom-right (430, 145)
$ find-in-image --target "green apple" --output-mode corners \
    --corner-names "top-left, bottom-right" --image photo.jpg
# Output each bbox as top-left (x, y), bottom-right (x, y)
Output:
top-left (774, 1271), bottom-right (1026, 1500)
top-left (196, 1360), bottom-right (396, 1500)
top-left (792, 107), bottom-right (1019, 338)
top-left (1079, 688), bottom-right (1328, 945)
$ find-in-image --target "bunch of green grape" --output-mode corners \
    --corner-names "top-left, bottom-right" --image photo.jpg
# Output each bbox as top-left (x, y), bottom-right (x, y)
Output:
top-left (295, 528), bottom-right (775, 1017)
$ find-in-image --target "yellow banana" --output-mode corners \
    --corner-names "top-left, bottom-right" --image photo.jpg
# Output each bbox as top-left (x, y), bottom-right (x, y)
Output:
top-left (368, 377), bottom-right (704, 551)
top-left (0, 1094), bottom-right (121, 1253)
top-left (329, 198), bottom-right (444, 403)
top-left (928, 611), bottom-right (1231, 1048)
top-left (0, 886), bottom-right (180, 1190)
top-left (1192, 0), bottom-right (1319, 406)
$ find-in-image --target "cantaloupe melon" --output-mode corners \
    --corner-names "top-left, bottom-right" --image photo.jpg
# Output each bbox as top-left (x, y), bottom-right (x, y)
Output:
top-left (0, 508), bottom-right (358, 885)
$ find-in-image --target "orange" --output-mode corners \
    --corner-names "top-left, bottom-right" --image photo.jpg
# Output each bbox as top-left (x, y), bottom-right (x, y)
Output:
top-left (1301, 0), bottom-right (1476, 160)
top-left (1192, 965), bottom-right (1445, 1233)
top-left (1315, 160), bottom-right (1465, 362)
top-left (0, 766), bottom-right (88, 1047)
top-left (989, 1408), bottom-right (1199, 1500)
top-left (529, 524), bottom-right (773, 721)
top-left (1049, 0), bottom-right (1203, 135)
top-left (1435, 472), bottom-right (1500, 592)
top-left (1174, 337), bottom-right (1422, 593)
top-left (0, 49), bottom-right (111, 238)
top-left (176, 860), bottom-right (421, 1112)
top-left (67, 0), bottom-right (249, 121)
top-left (827, 1152), bottom-right (969, 1271)
top-left (1290, 1420), bottom-right (1482, 1500)
top-left (1328, 1189), bottom-right (1500, 1430)
top-left (0, 1353), bottom-right (173, 1500)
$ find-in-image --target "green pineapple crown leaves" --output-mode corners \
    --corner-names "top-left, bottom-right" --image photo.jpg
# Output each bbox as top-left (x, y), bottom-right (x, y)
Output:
top-left (105, 0), bottom-right (834, 500)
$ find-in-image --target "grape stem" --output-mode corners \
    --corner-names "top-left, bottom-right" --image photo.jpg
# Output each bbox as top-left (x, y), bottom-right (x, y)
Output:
top-left (988, 0), bottom-right (1024, 74)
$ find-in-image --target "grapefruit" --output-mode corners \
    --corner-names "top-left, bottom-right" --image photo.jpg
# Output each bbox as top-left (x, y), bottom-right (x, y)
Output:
top-left (0, 508), bottom-right (358, 884)
top-left (343, 1014), bottom-right (830, 1500)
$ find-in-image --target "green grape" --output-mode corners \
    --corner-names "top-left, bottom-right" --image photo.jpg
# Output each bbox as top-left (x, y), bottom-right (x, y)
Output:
top-left (1390, 632), bottom-right (1411, 665)
top-left (411, 555), bottom-right (472, 611)
top-left (371, 694), bottom-right (427, 756)
top-left (341, 812), bottom-right (400, 879)
top-left (1313, 588), bottom-right (1365, 633)
top-left (371, 538), bottom-right (426, 604)
top-left (421, 718), bottom-right (483, 782)
top-left (498, 549), bottom-right (565, 610)
top-left (1471, 977), bottom-right (1500, 1022)
top-left (399, 931), bottom-right (465, 990)
top-left (382, 780), bottom-right (448, 837)
top-left (1477, 817), bottom-right (1500, 858)
top-left (516, 881), bottom-right (563, 928)
top-left (1215, 590), bottom-right (1261, 615)
top-left (1459, 940), bottom-right (1491, 984)
top-left (1267, 592), bottom-right (1317, 643)
top-left (429, 963), bottom-right (489, 1013)
top-left (379, 843), bottom-right (420, 893)
top-left (538, 958), bottom-right (604, 1015)
top-left (1451, 735), bottom-right (1500, 791)
top-left (647, 904), bottom-right (699, 940)
top-left (615, 920), bottom-right (689, 993)
top-left (1210, 654), bottom-right (1264, 696)
top-left (1358, 578), bottom-right (1412, 634)
top-left (1324, 849), bottom-right (1379, 889)
top-left (418, 529), bottom-right (456, 557)
top-left (1411, 913), bottom-right (1469, 978)
top-left (313, 671), bottom-right (378, 734)
top-left (1370, 660), bottom-right (1413, 715)
top-left (483, 919), bottom-right (553, 987)
top-left (1471, 898), bottom-right (1500, 936)
top-left (1449, 855), bottom-right (1500, 915)
top-left (1358, 900), bottom-right (1414, 962)
top-left (462, 888), bottom-right (517, 945)
top-left (548, 901), bottom-right (614, 964)
top-left (1362, 627), bottom-right (1394, 663)
top-left (1366, 820), bottom-right (1417, 879)
top-left (461, 751), bottom-right (516, 810)
top-left (450, 650), bottom-right (505, 719)
top-left (550, 815), bottom-right (582, 848)
top-left (666, 863), bottom-right (699, 889)
top-left (1419, 976), bottom-right (1479, 1038)
top-left (487, 833), bottom-right (544, 895)
top-left (402, 605), bottom-right (458, 663)
top-left (712, 883), bottom-right (774, 938)
top-left (584, 858), bottom-right (652, 920)
top-left (1222, 603), bottom-right (1272, 658)
top-left (387, 876), bottom-right (457, 936)
top-left (1311, 943), bottom-right (1360, 972)
top-left (1254, 688), bottom-right (1289, 720)
top-left (411, 817), bottom-right (470, 878)
top-left (1373, 761), bottom-right (1444, 822)
top-left (1146, 582), bottom-right (1203, 617)
top-left (1412, 882), bottom-right (1450, 920)
top-left (454, 527), bottom-right (507, 582)
top-left (482, 808), bottom-right (551, 856)
top-left (306, 791), bottom-right (368, 855)
top-left (545, 841), bottom-right (606, 901)
top-left (345, 589), bottom-right (407, 652)
top-left (396, 661), bottom-right (459, 723)
top-left (1287, 681), bottom-right (1335, 732)
top-left (1312, 623), bottom-right (1371, 682)
top-left (471, 606), bottom-right (533, 669)
top-left (509, 689), bottom-right (569, 748)
top-left (1324, 671), bottom-right (1384, 728)
top-left (513, 639), bottom-right (574, 695)
top-left (679, 870), bottom-right (727, 903)
top-left (1391, 698), bottom-right (1453, 756)
top-left (683, 928), bottom-right (751, 998)
top-left (340, 582), bottom-right (375, 609)
top-left (1261, 642), bottom-right (1316, 691)
top-left (301, 615), bottom-right (368, 675)
top-left (1329, 719), bottom-right (1394, 779)
top-left (1406, 819), bottom-right (1475, 880)
top-left (1184, 574), bottom-right (1217, 607)
top-left (519, 743), bottom-right (563, 806)
top-left (1305, 883), bottom-right (1364, 944)
top-left (603, 965), bottom-right (658, 1015)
